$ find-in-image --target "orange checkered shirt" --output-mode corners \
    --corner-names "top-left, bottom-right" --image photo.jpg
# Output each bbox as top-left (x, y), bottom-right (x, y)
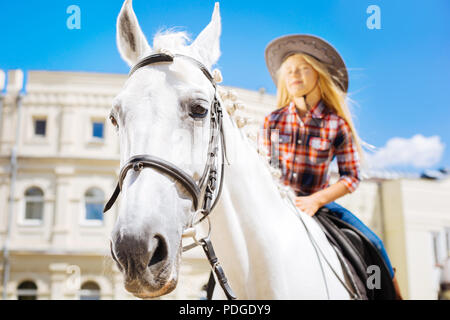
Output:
top-left (260, 100), bottom-right (361, 196)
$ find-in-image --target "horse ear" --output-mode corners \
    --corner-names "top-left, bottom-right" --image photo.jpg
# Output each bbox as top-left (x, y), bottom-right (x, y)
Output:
top-left (116, 0), bottom-right (151, 67)
top-left (189, 2), bottom-right (221, 69)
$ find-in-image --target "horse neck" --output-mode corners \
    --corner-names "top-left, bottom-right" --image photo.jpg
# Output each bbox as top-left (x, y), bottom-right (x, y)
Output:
top-left (209, 112), bottom-right (351, 300)
top-left (209, 110), bottom-right (308, 298)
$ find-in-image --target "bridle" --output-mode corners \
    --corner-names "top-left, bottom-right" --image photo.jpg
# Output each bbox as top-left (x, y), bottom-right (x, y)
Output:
top-left (103, 52), bottom-right (236, 300)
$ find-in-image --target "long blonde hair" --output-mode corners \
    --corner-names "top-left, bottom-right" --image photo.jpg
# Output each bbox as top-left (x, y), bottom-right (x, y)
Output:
top-left (276, 53), bottom-right (364, 164)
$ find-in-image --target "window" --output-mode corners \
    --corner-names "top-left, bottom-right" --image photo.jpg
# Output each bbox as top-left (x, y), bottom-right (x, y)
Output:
top-left (17, 281), bottom-right (38, 300)
top-left (92, 121), bottom-right (104, 139)
top-left (24, 187), bottom-right (44, 221)
top-left (84, 188), bottom-right (104, 222)
top-left (80, 281), bottom-right (100, 300)
top-left (34, 119), bottom-right (46, 136)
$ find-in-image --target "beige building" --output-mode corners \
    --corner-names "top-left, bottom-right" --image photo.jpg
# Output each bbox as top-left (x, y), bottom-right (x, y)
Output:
top-left (0, 69), bottom-right (448, 300)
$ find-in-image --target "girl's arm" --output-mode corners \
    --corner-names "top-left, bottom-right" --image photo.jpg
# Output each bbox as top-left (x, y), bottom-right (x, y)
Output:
top-left (295, 180), bottom-right (349, 216)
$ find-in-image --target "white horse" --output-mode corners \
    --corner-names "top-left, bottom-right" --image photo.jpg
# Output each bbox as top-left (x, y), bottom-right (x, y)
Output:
top-left (109, 0), bottom-right (352, 299)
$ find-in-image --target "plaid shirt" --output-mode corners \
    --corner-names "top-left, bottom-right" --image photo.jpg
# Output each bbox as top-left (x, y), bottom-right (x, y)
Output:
top-left (260, 100), bottom-right (361, 196)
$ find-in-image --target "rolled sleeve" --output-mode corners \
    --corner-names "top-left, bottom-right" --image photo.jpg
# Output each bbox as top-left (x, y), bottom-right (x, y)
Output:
top-left (334, 118), bottom-right (361, 193)
top-left (338, 175), bottom-right (360, 193)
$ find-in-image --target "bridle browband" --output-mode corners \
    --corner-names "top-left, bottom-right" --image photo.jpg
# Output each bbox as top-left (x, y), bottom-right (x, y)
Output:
top-left (103, 52), bottom-right (236, 300)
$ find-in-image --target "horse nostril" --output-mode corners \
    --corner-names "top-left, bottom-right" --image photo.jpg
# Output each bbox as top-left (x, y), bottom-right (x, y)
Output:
top-left (148, 236), bottom-right (168, 268)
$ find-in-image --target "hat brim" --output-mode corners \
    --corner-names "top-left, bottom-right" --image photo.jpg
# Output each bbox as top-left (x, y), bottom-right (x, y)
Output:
top-left (265, 34), bottom-right (348, 92)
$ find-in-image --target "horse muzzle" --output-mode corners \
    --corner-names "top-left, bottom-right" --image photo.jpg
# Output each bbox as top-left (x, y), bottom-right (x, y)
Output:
top-left (110, 234), bottom-right (180, 298)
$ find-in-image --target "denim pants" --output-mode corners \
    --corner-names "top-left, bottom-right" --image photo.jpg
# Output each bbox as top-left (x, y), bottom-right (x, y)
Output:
top-left (323, 201), bottom-right (395, 278)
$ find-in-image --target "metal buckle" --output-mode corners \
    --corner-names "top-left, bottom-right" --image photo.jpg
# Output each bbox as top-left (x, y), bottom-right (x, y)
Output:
top-left (182, 209), bottom-right (212, 251)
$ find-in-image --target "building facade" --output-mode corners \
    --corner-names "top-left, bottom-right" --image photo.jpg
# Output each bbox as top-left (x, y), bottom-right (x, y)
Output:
top-left (0, 69), bottom-right (448, 300)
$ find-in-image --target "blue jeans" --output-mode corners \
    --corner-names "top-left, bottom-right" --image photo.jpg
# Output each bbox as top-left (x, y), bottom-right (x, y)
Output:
top-left (323, 201), bottom-right (395, 279)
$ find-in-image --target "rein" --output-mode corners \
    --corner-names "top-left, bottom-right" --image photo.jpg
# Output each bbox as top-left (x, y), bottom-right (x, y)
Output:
top-left (103, 52), bottom-right (236, 300)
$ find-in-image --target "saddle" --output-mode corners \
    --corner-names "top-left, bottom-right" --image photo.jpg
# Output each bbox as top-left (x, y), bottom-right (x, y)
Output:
top-left (314, 207), bottom-right (397, 300)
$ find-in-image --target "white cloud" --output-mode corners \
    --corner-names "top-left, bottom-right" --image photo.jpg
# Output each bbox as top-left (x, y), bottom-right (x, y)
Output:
top-left (364, 134), bottom-right (445, 169)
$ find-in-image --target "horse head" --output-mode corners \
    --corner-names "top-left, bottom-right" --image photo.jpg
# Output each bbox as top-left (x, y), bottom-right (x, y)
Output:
top-left (109, 0), bottom-right (221, 299)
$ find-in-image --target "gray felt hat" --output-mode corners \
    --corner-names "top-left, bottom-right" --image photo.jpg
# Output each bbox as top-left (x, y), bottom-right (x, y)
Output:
top-left (265, 34), bottom-right (349, 92)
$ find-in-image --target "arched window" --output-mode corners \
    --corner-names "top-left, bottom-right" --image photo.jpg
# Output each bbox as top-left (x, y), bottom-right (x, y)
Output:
top-left (79, 281), bottom-right (100, 300)
top-left (17, 281), bottom-right (38, 300)
top-left (84, 188), bottom-right (104, 221)
top-left (24, 187), bottom-right (44, 221)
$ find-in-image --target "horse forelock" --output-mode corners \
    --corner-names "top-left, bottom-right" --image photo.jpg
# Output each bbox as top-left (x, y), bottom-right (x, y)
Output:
top-left (152, 29), bottom-right (192, 56)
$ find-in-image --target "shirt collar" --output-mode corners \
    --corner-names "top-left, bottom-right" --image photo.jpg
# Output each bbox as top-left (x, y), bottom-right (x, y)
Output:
top-left (289, 100), bottom-right (327, 119)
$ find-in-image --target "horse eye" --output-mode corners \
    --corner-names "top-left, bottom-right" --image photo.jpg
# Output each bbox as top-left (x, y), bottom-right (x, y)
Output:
top-left (110, 115), bottom-right (118, 128)
top-left (189, 104), bottom-right (208, 119)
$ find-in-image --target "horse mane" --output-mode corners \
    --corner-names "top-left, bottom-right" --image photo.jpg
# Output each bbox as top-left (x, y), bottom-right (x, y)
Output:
top-left (218, 87), bottom-right (298, 204)
top-left (244, 128), bottom-right (298, 202)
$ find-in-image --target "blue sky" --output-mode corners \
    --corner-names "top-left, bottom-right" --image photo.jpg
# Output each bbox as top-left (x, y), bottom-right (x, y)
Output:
top-left (1, 0), bottom-right (449, 171)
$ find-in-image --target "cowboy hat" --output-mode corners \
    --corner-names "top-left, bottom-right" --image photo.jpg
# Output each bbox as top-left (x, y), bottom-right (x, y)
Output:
top-left (265, 34), bottom-right (349, 92)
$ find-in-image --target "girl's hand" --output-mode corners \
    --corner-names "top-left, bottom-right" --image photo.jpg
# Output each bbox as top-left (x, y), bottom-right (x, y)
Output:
top-left (295, 195), bottom-right (322, 217)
